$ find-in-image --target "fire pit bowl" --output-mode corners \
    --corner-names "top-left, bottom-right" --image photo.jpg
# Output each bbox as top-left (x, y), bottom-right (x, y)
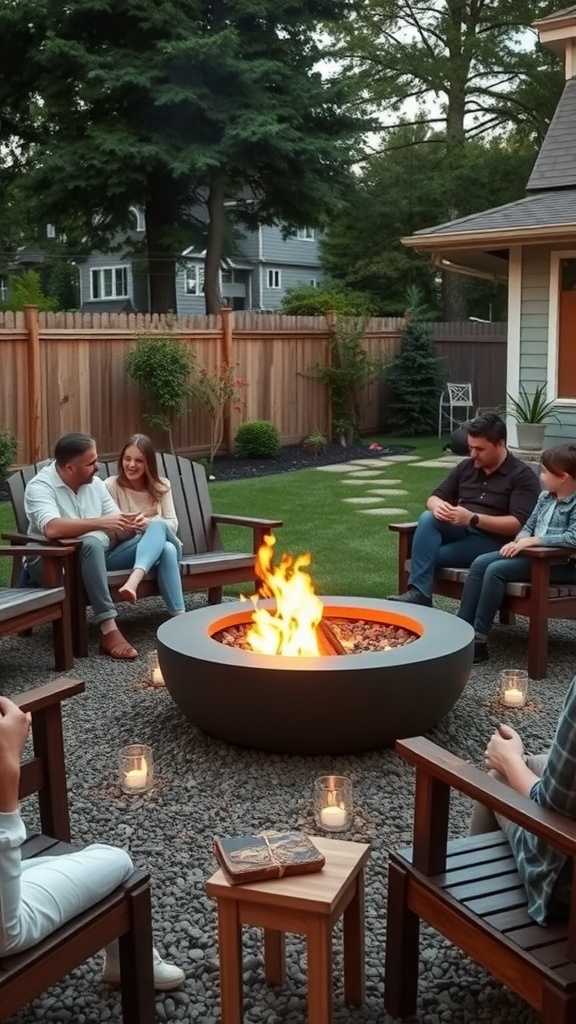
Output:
top-left (157, 597), bottom-right (473, 755)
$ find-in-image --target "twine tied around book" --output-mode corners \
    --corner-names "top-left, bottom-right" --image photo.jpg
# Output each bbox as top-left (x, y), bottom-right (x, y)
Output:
top-left (261, 832), bottom-right (287, 876)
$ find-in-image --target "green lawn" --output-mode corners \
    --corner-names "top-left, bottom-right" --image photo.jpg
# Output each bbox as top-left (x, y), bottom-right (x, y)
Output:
top-left (0, 503), bottom-right (15, 585)
top-left (211, 435), bottom-right (447, 600)
top-left (0, 435), bottom-right (448, 595)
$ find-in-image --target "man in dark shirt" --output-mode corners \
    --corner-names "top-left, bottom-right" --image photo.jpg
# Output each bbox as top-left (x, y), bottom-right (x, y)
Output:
top-left (388, 413), bottom-right (540, 606)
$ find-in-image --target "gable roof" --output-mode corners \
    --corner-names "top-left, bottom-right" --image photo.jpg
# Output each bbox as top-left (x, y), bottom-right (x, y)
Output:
top-left (527, 76), bottom-right (576, 191)
top-left (407, 190), bottom-right (576, 242)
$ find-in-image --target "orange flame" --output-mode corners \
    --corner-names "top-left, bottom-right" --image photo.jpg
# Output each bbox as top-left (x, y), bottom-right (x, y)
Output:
top-left (246, 533), bottom-right (323, 656)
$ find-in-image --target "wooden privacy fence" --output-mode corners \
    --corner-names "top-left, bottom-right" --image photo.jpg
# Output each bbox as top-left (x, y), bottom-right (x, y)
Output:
top-left (0, 307), bottom-right (507, 462)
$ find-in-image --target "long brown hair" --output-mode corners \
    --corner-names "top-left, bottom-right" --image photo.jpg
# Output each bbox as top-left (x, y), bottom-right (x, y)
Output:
top-left (117, 434), bottom-right (168, 504)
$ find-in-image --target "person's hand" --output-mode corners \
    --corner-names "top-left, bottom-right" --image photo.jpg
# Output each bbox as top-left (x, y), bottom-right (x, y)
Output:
top-left (484, 723), bottom-right (524, 775)
top-left (449, 505), bottom-right (475, 527)
top-left (99, 513), bottom-right (143, 533)
top-left (128, 514), bottom-right (149, 533)
top-left (500, 537), bottom-right (538, 557)
top-left (0, 697), bottom-right (31, 766)
top-left (431, 500), bottom-right (456, 522)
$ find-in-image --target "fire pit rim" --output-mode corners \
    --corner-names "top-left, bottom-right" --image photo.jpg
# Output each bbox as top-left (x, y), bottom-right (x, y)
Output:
top-left (157, 596), bottom-right (472, 673)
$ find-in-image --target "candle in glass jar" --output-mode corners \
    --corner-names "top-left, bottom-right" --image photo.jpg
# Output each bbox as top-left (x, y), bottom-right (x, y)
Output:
top-left (124, 759), bottom-right (148, 790)
top-left (320, 805), bottom-right (347, 828)
top-left (503, 687), bottom-right (525, 707)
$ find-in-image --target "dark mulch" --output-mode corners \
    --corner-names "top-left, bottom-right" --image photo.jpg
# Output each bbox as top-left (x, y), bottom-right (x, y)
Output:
top-left (209, 442), bottom-right (415, 481)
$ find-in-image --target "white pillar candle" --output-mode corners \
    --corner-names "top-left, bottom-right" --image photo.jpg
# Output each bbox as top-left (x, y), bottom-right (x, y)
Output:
top-left (124, 759), bottom-right (148, 790)
top-left (503, 688), bottom-right (525, 707)
top-left (320, 805), bottom-right (347, 828)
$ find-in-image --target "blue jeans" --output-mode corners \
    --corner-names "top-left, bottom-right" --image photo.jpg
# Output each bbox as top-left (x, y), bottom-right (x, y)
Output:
top-left (106, 520), bottom-right (185, 615)
top-left (458, 549), bottom-right (576, 638)
top-left (408, 510), bottom-right (503, 598)
top-left (27, 534), bottom-right (137, 623)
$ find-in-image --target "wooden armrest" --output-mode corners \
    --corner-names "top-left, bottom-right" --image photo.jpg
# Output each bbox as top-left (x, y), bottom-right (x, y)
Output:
top-left (2, 532), bottom-right (81, 549)
top-left (523, 546), bottom-right (576, 561)
top-left (397, 736), bottom-right (576, 857)
top-left (12, 678), bottom-right (85, 714)
top-left (388, 522), bottom-right (418, 534)
top-left (212, 515), bottom-right (283, 529)
top-left (0, 546), bottom-right (75, 558)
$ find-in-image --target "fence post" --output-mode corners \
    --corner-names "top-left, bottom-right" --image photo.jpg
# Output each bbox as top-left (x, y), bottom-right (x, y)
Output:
top-left (324, 309), bottom-right (337, 441)
top-left (24, 305), bottom-right (42, 462)
top-left (221, 306), bottom-right (234, 453)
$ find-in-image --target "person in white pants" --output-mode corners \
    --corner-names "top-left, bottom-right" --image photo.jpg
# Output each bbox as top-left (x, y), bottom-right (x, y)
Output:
top-left (0, 696), bottom-right (184, 990)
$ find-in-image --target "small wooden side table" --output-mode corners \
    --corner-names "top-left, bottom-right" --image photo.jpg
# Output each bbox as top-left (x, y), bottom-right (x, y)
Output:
top-left (206, 836), bottom-right (370, 1024)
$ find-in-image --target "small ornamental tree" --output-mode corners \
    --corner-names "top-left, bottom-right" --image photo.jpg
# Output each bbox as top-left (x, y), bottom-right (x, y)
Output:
top-left (307, 316), bottom-right (384, 445)
top-left (385, 287), bottom-right (445, 435)
top-left (125, 334), bottom-right (194, 453)
top-left (190, 363), bottom-right (247, 468)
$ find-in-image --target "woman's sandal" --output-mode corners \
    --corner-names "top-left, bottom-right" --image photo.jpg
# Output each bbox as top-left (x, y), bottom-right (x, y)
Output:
top-left (99, 628), bottom-right (138, 660)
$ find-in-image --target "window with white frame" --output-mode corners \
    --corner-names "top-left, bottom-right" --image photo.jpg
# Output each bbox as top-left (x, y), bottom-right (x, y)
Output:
top-left (90, 266), bottom-right (129, 299)
top-left (0, 276), bottom-right (8, 302)
top-left (297, 227), bottom-right (315, 240)
top-left (267, 269), bottom-right (281, 289)
top-left (129, 206), bottom-right (146, 232)
top-left (309, 278), bottom-right (320, 288)
top-left (184, 264), bottom-right (204, 295)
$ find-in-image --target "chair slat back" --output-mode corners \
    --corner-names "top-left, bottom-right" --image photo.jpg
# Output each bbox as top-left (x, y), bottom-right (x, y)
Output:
top-left (8, 461), bottom-right (52, 533)
top-left (156, 454), bottom-right (221, 556)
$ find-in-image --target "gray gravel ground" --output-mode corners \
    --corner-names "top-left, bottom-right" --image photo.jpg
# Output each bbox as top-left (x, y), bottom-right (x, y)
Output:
top-left (4, 593), bottom-right (574, 1024)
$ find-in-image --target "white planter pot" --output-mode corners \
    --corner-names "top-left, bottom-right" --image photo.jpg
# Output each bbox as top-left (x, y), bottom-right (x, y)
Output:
top-left (516, 423), bottom-right (546, 451)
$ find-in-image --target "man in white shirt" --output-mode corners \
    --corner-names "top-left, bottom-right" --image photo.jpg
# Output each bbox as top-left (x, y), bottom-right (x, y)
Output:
top-left (24, 433), bottom-right (141, 659)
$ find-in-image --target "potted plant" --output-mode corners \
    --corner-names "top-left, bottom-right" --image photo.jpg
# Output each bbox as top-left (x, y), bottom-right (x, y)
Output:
top-left (506, 383), bottom-right (560, 450)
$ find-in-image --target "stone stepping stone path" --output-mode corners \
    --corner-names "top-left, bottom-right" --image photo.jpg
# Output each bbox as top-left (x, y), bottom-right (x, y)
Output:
top-left (343, 496), bottom-right (386, 504)
top-left (359, 507), bottom-right (409, 516)
top-left (314, 451), bottom-right (450, 519)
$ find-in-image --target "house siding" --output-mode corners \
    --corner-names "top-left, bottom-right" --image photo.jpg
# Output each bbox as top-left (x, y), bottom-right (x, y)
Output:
top-left (520, 245), bottom-right (576, 444)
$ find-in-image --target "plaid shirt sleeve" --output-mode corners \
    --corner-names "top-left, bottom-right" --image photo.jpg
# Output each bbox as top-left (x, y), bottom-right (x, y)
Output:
top-left (507, 677), bottom-right (576, 923)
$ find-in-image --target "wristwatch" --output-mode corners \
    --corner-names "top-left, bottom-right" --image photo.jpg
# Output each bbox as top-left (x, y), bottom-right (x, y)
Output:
top-left (469, 514), bottom-right (480, 528)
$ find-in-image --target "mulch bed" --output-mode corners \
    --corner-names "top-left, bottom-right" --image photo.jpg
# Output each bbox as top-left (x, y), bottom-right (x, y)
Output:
top-left (209, 441), bottom-right (415, 481)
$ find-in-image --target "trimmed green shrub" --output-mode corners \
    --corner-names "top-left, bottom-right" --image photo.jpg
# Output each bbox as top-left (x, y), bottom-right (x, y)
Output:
top-left (0, 429), bottom-right (18, 482)
top-left (235, 420), bottom-right (281, 458)
top-left (125, 334), bottom-right (194, 453)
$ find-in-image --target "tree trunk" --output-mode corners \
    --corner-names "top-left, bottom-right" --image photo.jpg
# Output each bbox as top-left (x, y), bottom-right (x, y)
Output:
top-left (205, 178), bottom-right (225, 314)
top-left (145, 173), bottom-right (178, 314)
top-left (443, 13), bottom-right (468, 321)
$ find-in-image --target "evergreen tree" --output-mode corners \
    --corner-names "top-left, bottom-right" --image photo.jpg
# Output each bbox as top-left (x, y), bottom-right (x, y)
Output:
top-left (385, 289), bottom-right (445, 435)
top-left (0, 0), bottom-right (362, 313)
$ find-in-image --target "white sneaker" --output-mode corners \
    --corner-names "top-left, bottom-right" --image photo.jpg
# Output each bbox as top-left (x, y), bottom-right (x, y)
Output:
top-left (102, 947), bottom-right (185, 991)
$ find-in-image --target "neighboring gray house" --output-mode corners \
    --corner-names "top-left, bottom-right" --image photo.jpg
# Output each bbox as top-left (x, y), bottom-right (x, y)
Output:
top-left (401, 3), bottom-right (576, 448)
top-left (79, 213), bottom-right (324, 314)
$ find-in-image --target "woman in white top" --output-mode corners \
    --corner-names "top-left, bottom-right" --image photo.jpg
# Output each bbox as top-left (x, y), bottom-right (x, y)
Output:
top-left (105, 434), bottom-right (185, 615)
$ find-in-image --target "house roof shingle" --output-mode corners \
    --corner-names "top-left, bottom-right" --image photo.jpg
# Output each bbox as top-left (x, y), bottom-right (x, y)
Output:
top-left (527, 76), bottom-right (576, 191)
top-left (410, 190), bottom-right (576, 238)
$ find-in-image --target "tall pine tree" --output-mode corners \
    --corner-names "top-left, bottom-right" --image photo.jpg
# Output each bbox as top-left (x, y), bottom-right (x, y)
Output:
top-left (0, 0), bottom-right (362, 312)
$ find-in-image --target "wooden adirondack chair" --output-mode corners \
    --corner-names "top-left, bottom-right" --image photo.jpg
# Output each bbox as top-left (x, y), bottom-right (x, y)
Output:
top-left (6, 454), bottom-right (282, 657)
top-left (389, 520), bottom-right (576, 680)
top-left (384, 736), bottom-right (576, 1024)
top-left (0, 678), bottom-right (155, 1024)
top-left (0, 544), bottom-right (74, 670)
